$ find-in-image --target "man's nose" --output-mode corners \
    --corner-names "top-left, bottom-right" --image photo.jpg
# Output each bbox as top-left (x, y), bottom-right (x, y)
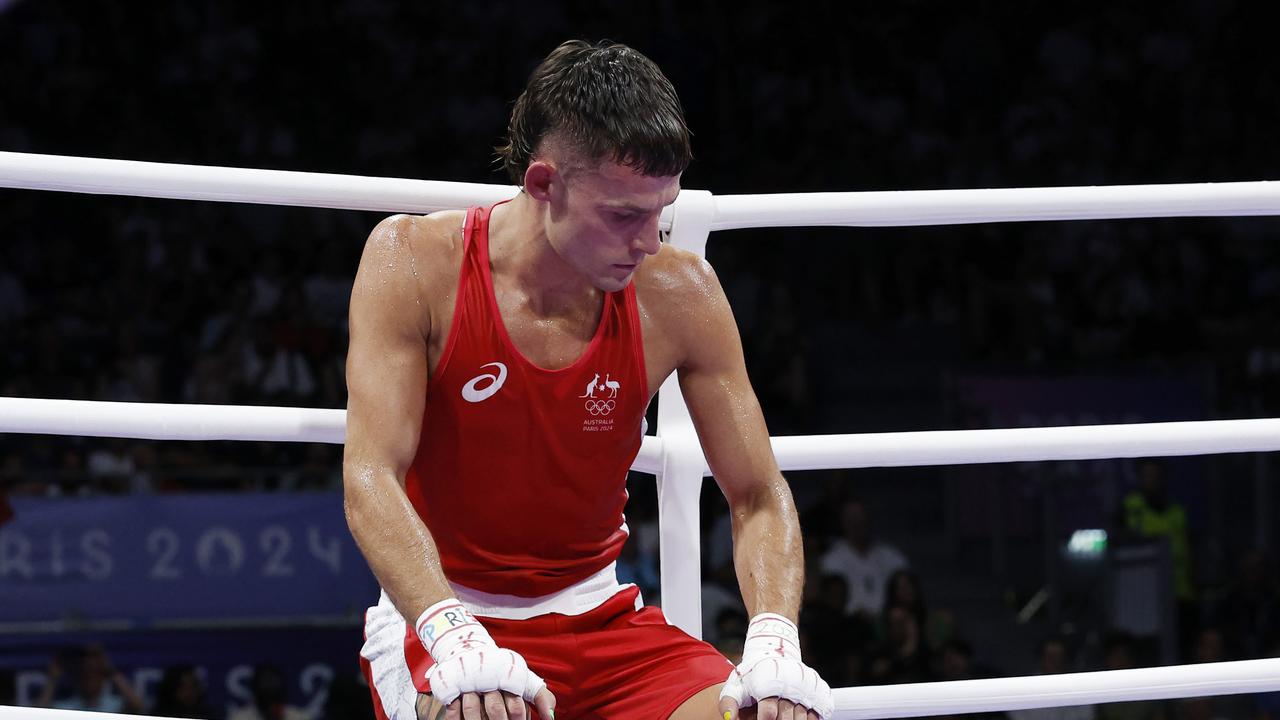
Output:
top-left (632, 216), bottom-right (662, 256)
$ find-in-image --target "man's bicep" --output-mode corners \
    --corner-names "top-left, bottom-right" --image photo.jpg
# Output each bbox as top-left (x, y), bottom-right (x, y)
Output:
top-left (344, 217), bottom-right (430, 480)
top-left (675, 263), bottom-right (781, 503)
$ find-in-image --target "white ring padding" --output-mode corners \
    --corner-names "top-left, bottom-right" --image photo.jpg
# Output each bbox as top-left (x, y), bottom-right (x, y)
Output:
top-left (0, 710), bottom-right (157, 720)
top-left (3, 657), bottom-right (1279, 720)
top-left (833, 657), bottom-right (1280, 719)
top-left (0, 397), bottom-right (667, 473)
top-left (3, 399), bottom-right (1279, 473)
top-left (711, 181), bottom-right (1280, 230)
top-left (758, 417), bottom-right (1280, 474)
top-left (0, 151), bottom-right (517, 215)
top-left (3, 152), bottom-right (1278, 230)
top-left (0, 397), bottom-right (346, 444)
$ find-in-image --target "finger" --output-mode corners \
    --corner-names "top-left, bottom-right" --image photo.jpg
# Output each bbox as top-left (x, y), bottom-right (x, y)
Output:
top-left (503, 691), bottom-right (527, 720)
top-left (793, 703), bottom-right (810, 720)
top-left (718, 693), bottom-right (741, 720)
top-left (532, 686), bottom-right (557, 719)
top-left (417, 694), bottom-right (443, 720)
top-left (757, 697), bottom-right (780, 720)
top-left (808, 708), bottom-right (821, 720)
top-left (461, 692), bottom-right (485, 720)
top-left (444, 698), bottom-right (461, 720)
top-left (483, 690), bottom-right (509, 720)
top-left (777, 698), bottom-right (795, 720)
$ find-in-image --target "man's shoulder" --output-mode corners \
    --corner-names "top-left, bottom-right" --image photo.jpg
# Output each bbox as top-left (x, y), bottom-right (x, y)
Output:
top-left (366, 210), bottom-right (466, 260)
top-left (360, 212), bottom-right (468, 304)
top-left (636, 243), bottom-right (717, 293)
top-left (633, 243), bottom-right (723, 320)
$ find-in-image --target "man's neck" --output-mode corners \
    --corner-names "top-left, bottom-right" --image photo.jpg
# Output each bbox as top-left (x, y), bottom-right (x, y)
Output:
top-left (488, 192), bottom-right (599, 316)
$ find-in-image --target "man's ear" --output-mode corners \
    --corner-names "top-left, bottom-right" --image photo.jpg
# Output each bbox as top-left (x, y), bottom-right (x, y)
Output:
top-left (523, 161), bottom-right (557, 203)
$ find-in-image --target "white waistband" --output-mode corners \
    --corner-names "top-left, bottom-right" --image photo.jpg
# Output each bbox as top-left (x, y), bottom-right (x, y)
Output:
top-left (450, 562), bottom-right (637, 620)
top-left (375, 563), bottom-right (638, 622)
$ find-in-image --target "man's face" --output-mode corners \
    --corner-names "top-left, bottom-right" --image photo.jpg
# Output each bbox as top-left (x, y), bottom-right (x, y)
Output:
top-left (841, 501), bottom-right (870, 546)
top-left (543, 158), bottom-right (680, 292)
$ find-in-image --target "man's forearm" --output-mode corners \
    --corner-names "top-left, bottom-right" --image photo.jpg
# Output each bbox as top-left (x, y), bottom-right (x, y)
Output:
top-left (344, 465), bottom-right (454, 622)
top-left (730, 480), bottom-right (804, 621)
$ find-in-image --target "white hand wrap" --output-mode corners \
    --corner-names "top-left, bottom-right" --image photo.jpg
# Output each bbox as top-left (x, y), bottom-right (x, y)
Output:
top-left (720, 613), bottom-right (834, 719)
top-left (416, 599), bottom-right (546, 707)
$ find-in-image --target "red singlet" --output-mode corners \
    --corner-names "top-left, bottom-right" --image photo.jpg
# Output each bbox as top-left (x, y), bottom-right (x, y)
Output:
top-left (405, 204), bottom-right (648, 597)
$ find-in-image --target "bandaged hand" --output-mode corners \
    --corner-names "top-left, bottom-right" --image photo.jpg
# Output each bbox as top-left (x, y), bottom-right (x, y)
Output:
top-left (416, 599), bottom-right (554, 717)
top-left (719, 613), bottom-right (833, 720)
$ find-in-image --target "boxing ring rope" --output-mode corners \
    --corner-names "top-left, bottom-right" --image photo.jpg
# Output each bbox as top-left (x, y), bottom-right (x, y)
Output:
top-left (5, 397), bottom-right (1280, 474)
top-left (4, 151), bottom-right (1280, 227)
top-left (4, 151), bottom-right (1280, 719)
top-left (3, 657), bottom-right (1280, 720)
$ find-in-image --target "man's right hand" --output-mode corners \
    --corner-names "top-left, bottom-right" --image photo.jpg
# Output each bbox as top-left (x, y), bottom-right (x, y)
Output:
top-left (427, 647), bottom-right (555, 719)
top-left (417, 599), bottom-right (556, 720)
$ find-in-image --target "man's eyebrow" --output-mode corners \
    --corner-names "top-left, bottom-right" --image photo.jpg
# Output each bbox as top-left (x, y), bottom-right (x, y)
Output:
top-left (603, 192), bottom-right (681, 214)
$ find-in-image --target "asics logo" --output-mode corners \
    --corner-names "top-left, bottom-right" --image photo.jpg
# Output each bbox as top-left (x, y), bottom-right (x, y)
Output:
top-left (461, 362), bottom-right (508, 403)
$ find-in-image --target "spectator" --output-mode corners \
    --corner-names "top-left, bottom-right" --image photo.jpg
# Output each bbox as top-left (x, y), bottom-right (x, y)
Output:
top-left (931, 639), bottom-right (1006, 720)
top-left (884, 569), bottom-right (928, 631)
top-left (1121, 459), bottom-right (1195, 639)
top-left (820, 498), bottom-right (909, 619)
top-left (866, 602), bottom-right (932, 685)
top-left (321, 673), bottom-right (374, 720)
top-left (1096, 633), bottom-right (1166, 720)
top-left (1209, 550), bottom-right (1280, 660)
top-left (150, 664), bottom-right (212, 719)
top-left (1009, 637), bottom-right (1096, 720)
top-left (1170, 628), bottom-right (1255, 720)
top-left (801, 573), bottom-right (871, 686)
top-left (937, 638), bottom-right (976, 680)
top-left (227, 664), bottom-right (313, 720)
top-left (36, 644), bottom-right (144, 714)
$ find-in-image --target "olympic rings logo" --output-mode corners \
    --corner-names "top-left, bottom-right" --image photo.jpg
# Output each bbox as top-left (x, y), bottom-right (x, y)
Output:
top-left (584, 400), bottom-right (617, 416)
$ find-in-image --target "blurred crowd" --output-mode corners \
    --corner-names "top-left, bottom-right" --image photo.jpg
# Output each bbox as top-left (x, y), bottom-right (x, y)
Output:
top-left (3, 0), bottom-right (1280, 717)
top-left (0, 646), bottom-right (370, 719)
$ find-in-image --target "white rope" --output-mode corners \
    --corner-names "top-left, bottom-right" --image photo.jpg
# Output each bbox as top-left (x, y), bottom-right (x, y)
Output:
top-left (711, 181), bottom-right (1280, 230)
top-left (3, 152), bottom-right (1278, 230)
top-left (0, 709), bottom-right (157, 720)
top-left (832, 658), bottom-right (1280, 719)
top-left (761, 417), bottom-right (1280, 472)
top-left (2, 397), bottom-right (1280, 471)
top-left (0, 151), bottom-right (516, 215)
top-left (0, 397), bottom-right (347, 444)
top-left (0, 397), bottom-right (667, 472)
top-left (4, 658), bottom-right (1279, 719)
top-left (4, 398), bottom-right (1276, 473)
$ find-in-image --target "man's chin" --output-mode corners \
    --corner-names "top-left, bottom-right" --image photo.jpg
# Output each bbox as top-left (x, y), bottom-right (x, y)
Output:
top-left (594, 275), bottom-right (632, 292)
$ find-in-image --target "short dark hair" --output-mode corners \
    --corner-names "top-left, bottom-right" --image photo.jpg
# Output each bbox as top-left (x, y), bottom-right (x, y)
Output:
top-left (497, 40), bottom-right (692, 184)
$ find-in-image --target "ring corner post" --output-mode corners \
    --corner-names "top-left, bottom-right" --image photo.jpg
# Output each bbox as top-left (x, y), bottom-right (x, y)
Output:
top-left (653, 188), bottom-right (716, 638)
top-left (655, 375), bottom-right (708, 639)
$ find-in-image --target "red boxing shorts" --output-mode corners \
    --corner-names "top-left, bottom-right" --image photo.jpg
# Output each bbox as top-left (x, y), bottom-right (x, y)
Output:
top-left (361, 586), bottom-right (731, 719)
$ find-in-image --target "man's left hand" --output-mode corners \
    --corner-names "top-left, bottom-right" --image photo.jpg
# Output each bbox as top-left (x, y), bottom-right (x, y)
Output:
top-left (718, 613), bottom-right (833, 720)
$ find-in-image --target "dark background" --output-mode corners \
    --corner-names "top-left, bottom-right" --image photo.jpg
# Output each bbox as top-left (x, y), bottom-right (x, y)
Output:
top-left (2, 0), bottom-right (1280, 717)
